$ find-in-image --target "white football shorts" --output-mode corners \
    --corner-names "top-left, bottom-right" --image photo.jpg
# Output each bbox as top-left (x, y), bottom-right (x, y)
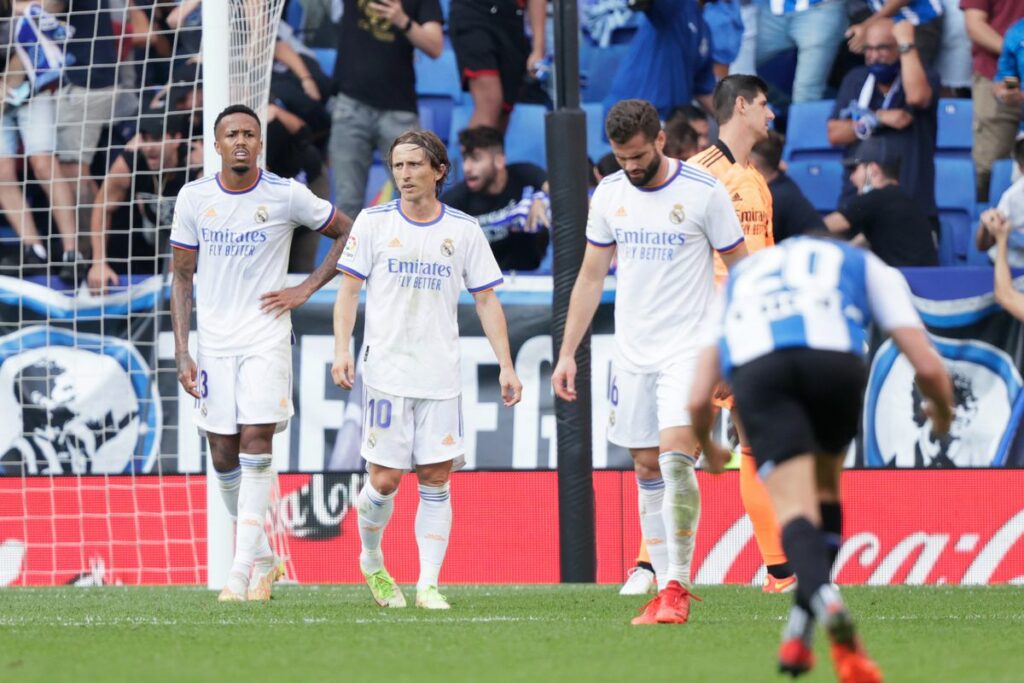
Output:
top-left (193, 341), bottom-right (293, 436)
top-left (360, 384), bottom-right (465, 472)
top-left (606, 352), bottom-right (699, 449)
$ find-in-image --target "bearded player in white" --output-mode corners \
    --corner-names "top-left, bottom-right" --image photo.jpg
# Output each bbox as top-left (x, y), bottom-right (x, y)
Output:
top-left (170, 105), bottom-right (353, 601)
top-left (552, 99), bottom-right (748, 625)
top-left (332, 129), bottom-right (523, 610)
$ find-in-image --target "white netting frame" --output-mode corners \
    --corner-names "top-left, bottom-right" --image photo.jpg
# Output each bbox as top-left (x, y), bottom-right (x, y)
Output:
top-left (0, 0), bottom-right (289, 587)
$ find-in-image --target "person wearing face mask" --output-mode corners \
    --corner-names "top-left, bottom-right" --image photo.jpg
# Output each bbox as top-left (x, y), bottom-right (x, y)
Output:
top-left (828, 18), bottom-right (940, 229)
top-left (823, 137), bottom-right (939, 267)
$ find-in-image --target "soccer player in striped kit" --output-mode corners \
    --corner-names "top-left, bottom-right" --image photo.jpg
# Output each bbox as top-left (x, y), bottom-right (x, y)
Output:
top-left (690, 236), bottom-right (952, 682)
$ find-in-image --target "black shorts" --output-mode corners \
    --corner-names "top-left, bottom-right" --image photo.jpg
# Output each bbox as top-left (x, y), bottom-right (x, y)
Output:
top-left (448, 2), bottom-right (529, 108)
top-left (730, 348), bottom-right (868, 472)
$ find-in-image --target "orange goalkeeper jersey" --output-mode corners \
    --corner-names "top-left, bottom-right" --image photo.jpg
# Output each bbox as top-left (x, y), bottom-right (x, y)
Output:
top-left (688, 141), bottom-right (774, 283)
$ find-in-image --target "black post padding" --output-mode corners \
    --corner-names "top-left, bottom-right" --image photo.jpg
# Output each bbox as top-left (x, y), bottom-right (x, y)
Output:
top-left (546, 107), bottom-right (596, 583)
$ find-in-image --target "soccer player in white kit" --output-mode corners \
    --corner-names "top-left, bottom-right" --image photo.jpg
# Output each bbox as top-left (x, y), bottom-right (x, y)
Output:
top-left (551, 99), bottom-right (748, 625)
top-left (332, 129), bottom-right (523, 610)
top-left (170, 105), bottom-right (353, 602)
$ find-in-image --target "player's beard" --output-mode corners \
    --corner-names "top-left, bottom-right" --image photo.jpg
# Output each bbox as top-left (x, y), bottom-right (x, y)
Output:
top-left (231, 162), bottom-right (251, 174)
top-left (627, 154), bottom-right (662, 188)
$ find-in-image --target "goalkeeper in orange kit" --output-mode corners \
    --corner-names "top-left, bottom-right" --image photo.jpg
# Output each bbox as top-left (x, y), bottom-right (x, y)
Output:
top-left (623, 75), bottom-right (797, 596)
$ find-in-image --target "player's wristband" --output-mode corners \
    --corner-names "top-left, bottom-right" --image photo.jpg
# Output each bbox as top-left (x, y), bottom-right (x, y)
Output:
top-left (401, 16), bottom-right (413, 32)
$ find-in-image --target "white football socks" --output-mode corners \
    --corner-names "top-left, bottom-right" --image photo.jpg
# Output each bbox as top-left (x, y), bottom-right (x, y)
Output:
top-left (659, 451), bottom-right (700, 588)
top-left (636, 475), bottom-right (669, 590)
top-left (415, 482), bottom-right (452, 592)
top-left (215, 465), bottom-right (241, 520)
top-left (229, 454), bottom-right (273, 581)
top-left (357, 482), bottom-right (397, 573)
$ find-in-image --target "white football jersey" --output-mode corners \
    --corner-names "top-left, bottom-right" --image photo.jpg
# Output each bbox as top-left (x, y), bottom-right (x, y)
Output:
top-left (170, 170), bottom-right (336, 356)
top-left (587, 159), bottom-right (744, 372)
top-left (337, 200), bottom-right (503, 400)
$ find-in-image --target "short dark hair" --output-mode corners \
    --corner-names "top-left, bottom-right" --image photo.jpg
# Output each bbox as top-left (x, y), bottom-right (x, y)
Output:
top-left (1014, 138), bottom-right (1024, 168)
top-left (872, 159), bottom-right (901, 180)
top-left (751, 131), bottom-right (784, 172)
top-left (458, 126), bottom-right (504, 156)
top-left (214, 104), bottom-right (261, 135)
top-left (605, 99), bottom-right (661, 145)
top-left (663, 118), bottom-right (698, 158)
top-left (595, 151), bottom-right (621, 178)
top-left (388, 128), bottom-right (450, 195)
top-left (667, 104), bottom-right (708, 126)
top-left (712, 75), bottom-right (770, 124)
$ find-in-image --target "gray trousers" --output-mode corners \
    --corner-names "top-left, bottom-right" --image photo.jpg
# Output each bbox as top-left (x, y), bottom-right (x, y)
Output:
top-left (329, 92), bottom-right (419, 218)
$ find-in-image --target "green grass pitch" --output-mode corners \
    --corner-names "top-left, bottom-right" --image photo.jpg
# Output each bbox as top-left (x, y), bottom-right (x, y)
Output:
top-left (1, 585), bottom-right (1021, 682)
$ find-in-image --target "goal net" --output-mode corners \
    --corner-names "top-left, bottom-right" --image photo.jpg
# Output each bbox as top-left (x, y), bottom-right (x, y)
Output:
top-left (0, 0), bottom-right (286, 587)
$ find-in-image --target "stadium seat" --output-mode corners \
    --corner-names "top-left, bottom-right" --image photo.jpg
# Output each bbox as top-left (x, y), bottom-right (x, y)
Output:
top-left (311, 48), bottom-right (337, 79)
top-left (580, 43), bottom-right (630, 104)
top-left (419, 96), bottom-right (455, 144)
top-left (782, 100), bottom-right (840, 163)
top-left (582, 102), bottom-right (611, 162)
top-left (786, 160), bottom-right (844, 213)
top-left (936, 98), bottom-right (972, 156)
top-left (415, 48), bottom-right (462, 102)
top-left (935, 157), bottom-right (977, 264)
top-left (990, 158), bottom-right (1015, 205)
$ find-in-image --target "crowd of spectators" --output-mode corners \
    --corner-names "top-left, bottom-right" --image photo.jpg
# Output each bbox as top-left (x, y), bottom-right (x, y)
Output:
top-left (0, 0), bottom-right (1023, 288)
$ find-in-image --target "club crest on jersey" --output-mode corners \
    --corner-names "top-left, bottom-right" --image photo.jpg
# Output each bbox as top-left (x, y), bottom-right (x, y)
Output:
top-left (343, 235), bottom-right (358, 258)
top-left (254, 205), bottom-right (269, 223)
top-left (608, 410), bottom-right (616, 427)
top-left (367, 432), bottom-right (377, 449)
top-left (200, 402), bottom-right (208, 417)
top-left (440, 238), bottom-right (455, 257)
top-left (669, 204), bottom-right (685, 225)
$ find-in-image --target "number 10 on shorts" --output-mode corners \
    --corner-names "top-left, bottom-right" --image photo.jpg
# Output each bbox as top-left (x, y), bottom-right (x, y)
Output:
top-left (367, 398), bottom-right (392, 429)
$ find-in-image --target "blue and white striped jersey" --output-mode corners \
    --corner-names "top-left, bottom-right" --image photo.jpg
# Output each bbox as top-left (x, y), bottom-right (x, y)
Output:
top-left (867, 0), bottom-right (943, 25)
top-left (713, 237), bottom-right (922, 377)
top-left (765, 0), bottom-right (830, 17)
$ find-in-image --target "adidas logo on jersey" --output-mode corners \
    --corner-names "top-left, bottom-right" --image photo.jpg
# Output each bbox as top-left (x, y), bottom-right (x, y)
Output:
top-left (204, 207), bottom-right (218, 217)
top-left (731, 192), bottom-right (743, 203)
top-left (614, 206), bottom-right (627, 217)
top-left (388, 237), bottom-right (402, 248)
top-left (441, 433), bottom-right (456, 446)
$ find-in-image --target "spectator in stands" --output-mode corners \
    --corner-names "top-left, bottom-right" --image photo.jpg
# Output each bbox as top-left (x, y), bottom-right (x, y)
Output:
top-left (604, 0), bottom-right (715, 119)
top-left (749, 131), bottom-right (825, 241)
top-left (666, 103), bottom-right (712, 152)
top-left (824, 137), bottom-right (939, 266)
top-left (441, 126), bottom-right (549, 271)
top-left (0, 2), bottom-right (79, 279)
top-left (830, 18), bottom-right (939, 228)
top-left (987, 196), bottom-right (1024, 320)
top-left (663, 116), bottom-right (700, 159)
top-left (755, 0), bottom-right (847, 104)
top-left (57, 0), bottom-right (120, 275)
top-left (703, 0), bottom-right (745, 79)
top-left (127, 0), bottom-right (174, 89)
top-left (272, 22), bottom-right (332, 146)
top-left (962, 0), bottom-right (1024, 199)
top-left (329, 0), bottom-right (443, 220)
top-left (450, 0), bottom-right (546, 131)
top-left (166, 0), bottom-right (202, 65)
top-left (976, 138), bottom-right (1024, 266)
top-left (592, 151), bottom-right (621, 186)
top-left (847, 1), bottom-right (945, 68)
top-left (86, 108), bottom-right (191, 293)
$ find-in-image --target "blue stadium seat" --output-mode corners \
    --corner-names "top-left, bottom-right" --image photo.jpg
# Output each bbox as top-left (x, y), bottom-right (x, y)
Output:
top-left (935, 157), bottom-right (977, 264)
top-left (936, 98), bottom-right (972, 155)
top-left (582, 102), bottom-right (611, 162)
top-left (311, 48), bottom-right (337, 79)
top-left (783, 100), bottom-right (840, 163)
top-left (785, 160), bottom-right (843, 213)
top-left (415, 49), bottom-right (462, 102)
top-left (580, 43), bottom-right (630, 104)
top-left (990, 157), bottom-right (1015, 205)
top-left (419, 96), bottom-right (455, 144)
